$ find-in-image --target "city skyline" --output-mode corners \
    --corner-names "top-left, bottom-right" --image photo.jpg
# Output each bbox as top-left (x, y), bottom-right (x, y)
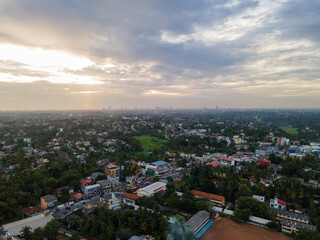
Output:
top-left (0, 0), bottom-right (320, 110)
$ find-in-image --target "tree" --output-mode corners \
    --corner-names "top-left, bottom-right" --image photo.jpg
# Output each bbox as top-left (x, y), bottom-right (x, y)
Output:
top-left (266, 221), bottom-right (280, 230)
top-left (31, 227), bottom-right (43, 240)
top-left (238, 184), bottom-right (251, 197)
top-left (233, 208), bottom-right (251, 221)
top-left (43, 218), bottom-right (61, 240)
top-left (20, 226), bottom-right (32, 240)
top-left (295, 228), bottom-right (320, 240)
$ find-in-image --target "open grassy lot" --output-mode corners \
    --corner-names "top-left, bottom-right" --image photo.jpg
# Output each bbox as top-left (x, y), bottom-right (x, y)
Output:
top-left (200, 218), bottom-right (292, 240)
top-left (134, 135), bottom-right (168, 154)
top-left (280, 126), bottom-right (298, 136)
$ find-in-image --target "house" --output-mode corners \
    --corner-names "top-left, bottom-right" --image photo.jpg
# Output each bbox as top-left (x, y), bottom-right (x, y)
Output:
top-left (21, 207), bottom-right (41, 217)
top-left (218, 157), bottom-right (233, 166)
top-left (257, 159), bottom-right (271, 166)
top-left (105, 164), bottom-right (120, 177)
top-left (137, 181), bottom-right (166, 197)
top-left (191, 190), bottom-right (225, 206)
top-left (83, 184), bottom-right (101, 197)
top-left (206, 162), bottom-right (220, 168)
top-left (80, 178), bottom-right (93, 188)
top-left (71, 192), bottom-right (85, 201)
top-left (97, 179), bottom-right (112, 193)
top-left (270, 197), bottom-right (286, 210)
top-left (40, 195), bottom-right (57, 210)
top-left (253, 195), bottom-right (265, 202)
top-left (105, 193), bottom-right (121, 210)
top-left (260, 179), bottom-right (270, 187)
top-left (52, 186), bottom-right (74, 195)
top-left (122, 192), bottom-right (141, 206)
top-left (91, 172), bottom-right (104, 180)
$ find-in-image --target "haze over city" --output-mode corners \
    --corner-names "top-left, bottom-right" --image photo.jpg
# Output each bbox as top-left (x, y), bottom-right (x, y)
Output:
top-left (0, 0), bottom-right (320, 110)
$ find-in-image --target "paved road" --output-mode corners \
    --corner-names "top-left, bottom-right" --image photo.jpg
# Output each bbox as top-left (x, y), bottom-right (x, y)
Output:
top-left (52, 195), bottom-right (102, 218)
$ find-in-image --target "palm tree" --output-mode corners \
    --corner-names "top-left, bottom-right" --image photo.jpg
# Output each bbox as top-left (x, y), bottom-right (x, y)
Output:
top-left (20, 226), bottom-right (32, 240)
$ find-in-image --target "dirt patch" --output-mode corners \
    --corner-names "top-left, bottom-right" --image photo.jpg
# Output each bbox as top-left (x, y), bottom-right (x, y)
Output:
top-left (199, 218), bottom-right (292, 240)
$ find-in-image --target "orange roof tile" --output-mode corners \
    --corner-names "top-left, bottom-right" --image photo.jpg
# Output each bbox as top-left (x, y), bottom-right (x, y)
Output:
top-left (191, 190), bottom-right (225, 202)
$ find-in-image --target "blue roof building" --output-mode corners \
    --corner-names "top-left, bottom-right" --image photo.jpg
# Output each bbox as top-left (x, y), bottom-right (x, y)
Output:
top-left (151, 160), bottom-right (168, 166)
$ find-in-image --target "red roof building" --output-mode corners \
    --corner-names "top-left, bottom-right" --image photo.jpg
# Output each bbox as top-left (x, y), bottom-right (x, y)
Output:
top-left (122, 192), bottom-right (141, 201)
top-left (22, 206), bottom-right (41, 216)
top-left (257, 159), bottom-right (271, 166)
top-left (80, 179), bottom-right (92, 186)
top-left (191, 190), bottom-right (225, 206)
top-left (72, 192), bottom-right (85, 201)
top-left (206, 162), bottom-right (220, 168)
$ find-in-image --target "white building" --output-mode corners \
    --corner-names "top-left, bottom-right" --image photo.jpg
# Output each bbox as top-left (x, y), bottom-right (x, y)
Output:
top-left (253, 195), bottom-right (265, 202)
top-left (137, 181), bottom-right (166, 197)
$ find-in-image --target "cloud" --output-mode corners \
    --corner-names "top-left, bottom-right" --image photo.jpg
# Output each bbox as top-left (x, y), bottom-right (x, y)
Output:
top-left (0, 0), bottom-right (319, 109)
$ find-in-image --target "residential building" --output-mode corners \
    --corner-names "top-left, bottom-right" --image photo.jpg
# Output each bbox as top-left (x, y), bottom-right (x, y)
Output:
top-left (217, 157), bottom-right (233, 166)
top-left (280, 219), bottom-right (316, 234)
top-left (105, 193), bottom-right (121, 210)
top-left (80, 178), bottom-right (93, 188)
top-left (271, 208), bottom-right (311, 225)
top-left (97, 179), bottom-right (112, 193)
top-left (40, 195), bottom-right (57, 210)
top-left (137, 181), bottom-right (166, 197)
top-left (105, 164), bottom-right (120, 177)
top-left (71, 192), bottom-right (85, 201)
top-left (122, 192), bottom-right (141, 206)
top-left (191, 190), bottom-right (225, 206)
top-left (83, 184), bottom-right (101, 197)
top-left (253, 195), bottom-right (265, 202)
top-left (146, 161), bottom-right (169, 175)
top-left (270, 197), bottom-right (286, 210)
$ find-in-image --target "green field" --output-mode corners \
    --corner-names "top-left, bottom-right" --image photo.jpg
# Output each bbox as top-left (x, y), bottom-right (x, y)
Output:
top-left (134, 135), bottom-right (168, 154)
top-left (280, 126), bottom-right (298, 136)
top-left (256, 118), bottom-right (263, 123)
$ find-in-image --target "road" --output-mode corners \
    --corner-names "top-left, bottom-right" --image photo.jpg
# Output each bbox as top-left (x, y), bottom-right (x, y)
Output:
top-left (52, 195), bottom-right (102, 218)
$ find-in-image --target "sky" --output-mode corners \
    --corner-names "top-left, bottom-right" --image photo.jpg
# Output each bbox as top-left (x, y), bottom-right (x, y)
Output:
top-left (0, 0), bottom-right (319, 110)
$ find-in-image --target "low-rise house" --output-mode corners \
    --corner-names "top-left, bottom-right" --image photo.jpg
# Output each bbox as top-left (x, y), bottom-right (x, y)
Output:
top-left (105, 193), bottom-right (121, 210)
top-left (21, 207), bottom-right (41, 217)
top-left (253, 195), bottom-right (265, 202)
top-left (40, 195), bottom-right (57, 210)
top-left (52, 186), bottom-right (74, 195)
top-left (122, 192), bottom-right (141, 206)
top-left (260, 179), bottom-right (270, 187)
top-left (91, 172), bottom-right (104, 180)
top-left (71, 192), bottom-right (85, 201)
top-left (80, 178), bottom-right (93, 188)
top-left (191, 190), bottom-right (225, 206)
top-left (137, 181), bottom-right (166, 197)
top-left (270, 197), bottom-right (286, 210)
